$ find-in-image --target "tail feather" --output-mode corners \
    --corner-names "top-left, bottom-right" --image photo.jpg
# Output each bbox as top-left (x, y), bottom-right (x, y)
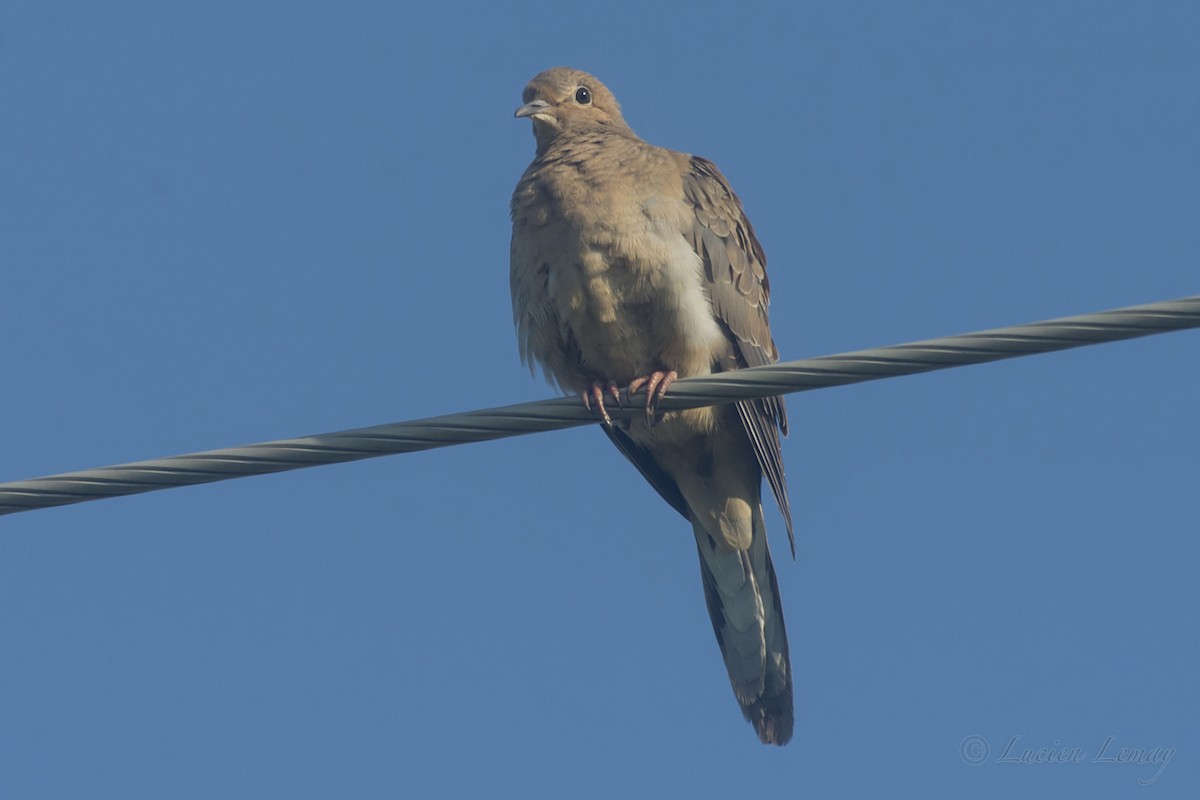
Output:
top-left (693, 505), bottom-right (793, 745)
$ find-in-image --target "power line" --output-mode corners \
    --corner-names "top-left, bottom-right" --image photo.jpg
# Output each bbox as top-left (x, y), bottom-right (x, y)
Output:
top-left (2, 294), bottom-right (1197, 517)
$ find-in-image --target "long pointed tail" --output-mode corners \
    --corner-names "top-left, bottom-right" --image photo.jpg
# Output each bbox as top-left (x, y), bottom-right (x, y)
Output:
top-left (693, 504), bottom-right (793, 745)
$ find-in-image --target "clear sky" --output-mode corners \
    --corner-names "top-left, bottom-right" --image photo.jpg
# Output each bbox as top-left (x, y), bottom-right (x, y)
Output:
top-left (2, 2), bottom-right (1197, 797)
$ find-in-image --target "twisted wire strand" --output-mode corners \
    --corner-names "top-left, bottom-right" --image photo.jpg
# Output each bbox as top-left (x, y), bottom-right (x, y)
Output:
top-left (2, 295), bottom-right (1197, 516)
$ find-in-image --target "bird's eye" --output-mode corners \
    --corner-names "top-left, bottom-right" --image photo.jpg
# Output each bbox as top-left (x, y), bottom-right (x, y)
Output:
top-left (575, 86), bottom-right (592, 105)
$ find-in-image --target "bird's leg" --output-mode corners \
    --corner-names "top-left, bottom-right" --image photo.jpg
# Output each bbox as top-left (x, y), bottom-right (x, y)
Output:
top-left (627, 369), bottom-right (677, 423)
top-left (581, 380), bottom-right (622, 426)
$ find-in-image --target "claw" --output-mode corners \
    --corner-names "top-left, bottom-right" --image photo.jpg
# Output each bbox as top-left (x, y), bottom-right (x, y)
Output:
top-left (605, 380), bottom-right (621, 408)
top-left (581, 380), bottom-right (618, 426)
top-left (628, 369), bottom-right (677, 423)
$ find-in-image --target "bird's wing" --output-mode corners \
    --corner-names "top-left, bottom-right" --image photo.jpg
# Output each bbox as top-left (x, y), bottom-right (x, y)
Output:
top-left (601, 424), bottom-right (690, 518)
top-left (681, 155), bottom-right (794, 555)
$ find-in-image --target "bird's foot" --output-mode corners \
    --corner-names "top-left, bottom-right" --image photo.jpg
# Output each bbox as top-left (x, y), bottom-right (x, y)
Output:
top-left (628, 370), bottom-right (677, 424)
top-left (581, 380), bottom-right (622, 426)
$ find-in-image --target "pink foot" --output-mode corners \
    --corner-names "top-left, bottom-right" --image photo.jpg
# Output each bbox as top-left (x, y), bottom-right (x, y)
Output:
top-left (581, 380), bottom-right (621, 426)
top-left (628, 370), bottom-right (677, 422)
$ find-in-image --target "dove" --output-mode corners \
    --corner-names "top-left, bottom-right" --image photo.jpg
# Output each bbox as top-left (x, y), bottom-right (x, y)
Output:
top-left (510, 67), bottom-right (794, 745)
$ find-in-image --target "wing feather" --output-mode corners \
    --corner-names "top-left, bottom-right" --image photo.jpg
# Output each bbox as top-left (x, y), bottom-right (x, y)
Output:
top-left (682, 156), bottom-right (794, 554)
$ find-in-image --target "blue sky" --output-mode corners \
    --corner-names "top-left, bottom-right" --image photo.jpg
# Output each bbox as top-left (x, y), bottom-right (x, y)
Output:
top-left (2, 1), bottom-right (1197, 797)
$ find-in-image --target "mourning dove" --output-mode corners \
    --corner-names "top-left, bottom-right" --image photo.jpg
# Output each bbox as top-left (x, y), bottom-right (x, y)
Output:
top-left (510, 67), bottom-right (794, 745)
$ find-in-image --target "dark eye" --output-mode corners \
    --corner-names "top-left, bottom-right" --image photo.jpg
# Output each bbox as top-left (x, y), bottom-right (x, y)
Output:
top-left (574, 86), bottom-right (592, 105)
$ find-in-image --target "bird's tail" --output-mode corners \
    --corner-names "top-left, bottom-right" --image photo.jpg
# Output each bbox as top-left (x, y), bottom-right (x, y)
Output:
top-left (692, 503), bottom-right (793, 745)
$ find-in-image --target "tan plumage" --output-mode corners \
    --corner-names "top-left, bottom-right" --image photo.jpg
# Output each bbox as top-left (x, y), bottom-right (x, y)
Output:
top-left (510, 67), bottom-right (794, 745)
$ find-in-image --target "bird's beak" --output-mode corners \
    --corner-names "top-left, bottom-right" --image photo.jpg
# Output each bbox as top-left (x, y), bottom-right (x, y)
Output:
top-left (514, 99), bottom-right (550, 120)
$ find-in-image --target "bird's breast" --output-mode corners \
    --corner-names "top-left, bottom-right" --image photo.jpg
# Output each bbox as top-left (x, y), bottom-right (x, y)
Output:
top-left (512, 149), bottom-right (728, 390)
top-left (550, 219), bottom-right (725, 385)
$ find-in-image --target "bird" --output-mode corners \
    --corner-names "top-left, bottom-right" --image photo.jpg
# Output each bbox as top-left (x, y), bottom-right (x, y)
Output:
top-left (509, 67), bottom-right (794, 745)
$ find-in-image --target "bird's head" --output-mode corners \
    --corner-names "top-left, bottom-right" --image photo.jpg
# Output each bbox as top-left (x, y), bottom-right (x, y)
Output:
top-left (515, 67), bottom-right (633, 151)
